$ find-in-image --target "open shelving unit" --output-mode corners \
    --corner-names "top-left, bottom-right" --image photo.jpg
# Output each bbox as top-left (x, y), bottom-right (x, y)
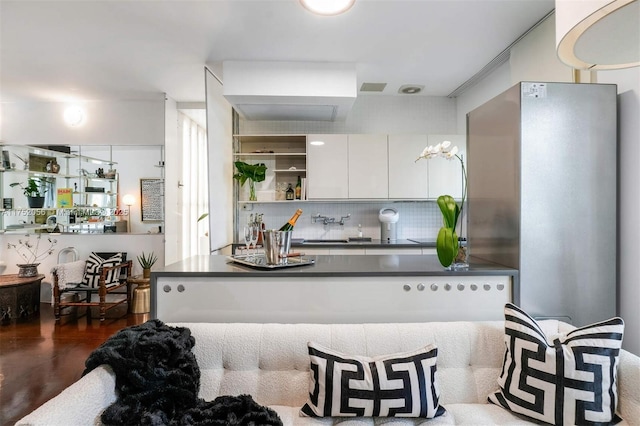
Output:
top-left (233, 134), bottom-right (307, 202)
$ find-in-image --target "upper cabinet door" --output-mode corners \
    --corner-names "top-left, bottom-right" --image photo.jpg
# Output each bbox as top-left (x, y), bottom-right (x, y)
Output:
top-left (427, 135), bottom-right (466, 199)
top-left (348, 134), bottom-right (388, 199)
top-left (388, 134), bottom-right (429, 199)
top-left (307, 134), bottom-right (348, 199)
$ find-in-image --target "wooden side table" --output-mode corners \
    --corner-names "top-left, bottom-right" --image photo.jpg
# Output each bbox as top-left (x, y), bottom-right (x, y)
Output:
top-left (0, 274), bottom-right (45, 325)
top-left (127, 275), bottom-right (150, 314)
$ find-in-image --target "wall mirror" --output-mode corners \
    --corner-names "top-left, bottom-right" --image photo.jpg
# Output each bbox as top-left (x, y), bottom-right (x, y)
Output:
top-left (0, 144), bottom-right (164, 235)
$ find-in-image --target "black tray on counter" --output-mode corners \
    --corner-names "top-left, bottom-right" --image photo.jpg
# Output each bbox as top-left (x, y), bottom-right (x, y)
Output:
top-left (227, 254), bottom-right (315, 270)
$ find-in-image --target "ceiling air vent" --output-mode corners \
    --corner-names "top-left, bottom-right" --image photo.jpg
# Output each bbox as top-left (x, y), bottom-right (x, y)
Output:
top-left (360, 82), bottom-right (387, 92)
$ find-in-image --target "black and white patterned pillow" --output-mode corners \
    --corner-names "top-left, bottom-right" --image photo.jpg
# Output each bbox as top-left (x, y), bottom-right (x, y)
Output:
top-left (82, 252), bottom-right (123, 288)
top-left (489, 303), bottom-right (624, 425)
top-left (300, 341), bottom-right (446, 418)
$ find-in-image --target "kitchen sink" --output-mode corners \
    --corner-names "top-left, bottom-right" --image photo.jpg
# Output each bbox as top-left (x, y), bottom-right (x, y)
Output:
top-left (303, 239), bottom-right (349, 244)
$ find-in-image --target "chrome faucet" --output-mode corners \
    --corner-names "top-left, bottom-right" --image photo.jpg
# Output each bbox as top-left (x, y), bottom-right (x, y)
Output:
top-left (312, 213), bottom-right (351, 226)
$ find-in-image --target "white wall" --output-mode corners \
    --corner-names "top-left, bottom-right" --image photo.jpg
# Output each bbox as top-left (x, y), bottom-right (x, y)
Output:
top-left (598, 67), bottom-right (640, 355)
top-left (456, 14), bottom-right (640, 355)
top-left (205, 69), bottom-right (233, 253)
top-left (164, 97), bottom-right (180, 265)
top-left (0, 98), bottom-right (165, 145)
top-left (0, 233), bottom-right (164, 302)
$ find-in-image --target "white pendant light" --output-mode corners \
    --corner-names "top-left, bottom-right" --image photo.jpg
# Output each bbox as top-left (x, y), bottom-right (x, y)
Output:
top-left (556, 0), bottom-right (639, 70)
top-left (300, 0), bottom-right (355, 16)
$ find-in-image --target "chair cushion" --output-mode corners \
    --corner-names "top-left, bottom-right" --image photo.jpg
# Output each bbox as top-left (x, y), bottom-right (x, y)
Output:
top-left (488, 303), bottom-right (624, 425)
top-left (83, 252), bottom-right (123, 288)
top-left (300, 341), bottom-right (445, 419)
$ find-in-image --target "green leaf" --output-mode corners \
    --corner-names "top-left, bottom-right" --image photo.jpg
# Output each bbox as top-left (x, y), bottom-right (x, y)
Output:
top-left (233, 161), bottom-right (267, 186)
top-left (436, 227), bottom-right (458, 267)
top-left (197, 213), bottom-right (209, 222)
top-left (437, 195), bottom-right (458, 229)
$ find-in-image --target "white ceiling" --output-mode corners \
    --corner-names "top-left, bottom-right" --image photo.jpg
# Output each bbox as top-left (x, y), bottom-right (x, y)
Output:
top-left (0, 0), bottom-right (555, 103)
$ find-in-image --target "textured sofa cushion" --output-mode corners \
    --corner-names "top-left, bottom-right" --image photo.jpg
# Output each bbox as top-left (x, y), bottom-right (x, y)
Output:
top-left (82, 252), bottom-right (122, 288)
top-left (300, 341), bottom-right (445, 418)
top-left (489, 303), bottom-right (625, 425)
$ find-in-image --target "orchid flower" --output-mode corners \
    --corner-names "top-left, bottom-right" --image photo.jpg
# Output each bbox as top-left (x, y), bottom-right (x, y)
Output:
top-left (415, 141), bottom-right (468, 268)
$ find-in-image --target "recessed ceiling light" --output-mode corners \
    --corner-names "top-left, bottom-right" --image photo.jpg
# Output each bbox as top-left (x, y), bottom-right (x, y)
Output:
top-left (398, 85), bottom-right (424, 95)
top-left (300, 0), bottom-right (355, 16)
top-left (310, 140), bottom-right (325, 146)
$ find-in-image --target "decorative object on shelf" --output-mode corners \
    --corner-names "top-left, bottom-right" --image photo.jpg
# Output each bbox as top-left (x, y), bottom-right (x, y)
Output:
top-left (137, 251), bottom-right (158, 278)
top-left (9, 177), bottom-right (53, 208)
top-left (11, 152), bottom-right (29, 170)
top-left (7, 234), bottom-right (57, 277)
top-left (233, 161), bottom-right (267, 202)
top-left (416, 141), bottom-right (467, 269)
top-left (46, 159), bottom-right (60, 174)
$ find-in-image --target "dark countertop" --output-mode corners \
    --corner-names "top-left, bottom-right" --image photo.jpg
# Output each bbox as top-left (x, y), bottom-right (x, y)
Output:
top-left (232, 238), bottom-right (435, 250)
top-left (153, 254), bottom-right (517, 278)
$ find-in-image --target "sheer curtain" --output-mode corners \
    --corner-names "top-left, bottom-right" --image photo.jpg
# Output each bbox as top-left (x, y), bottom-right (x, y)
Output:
top-left (178, 112), bottom-right (209, 258)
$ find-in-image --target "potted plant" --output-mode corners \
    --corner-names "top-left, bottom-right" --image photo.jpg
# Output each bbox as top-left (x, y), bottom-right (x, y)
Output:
top-left (10, 177), bottom-right (51, 208)
top-left (233, 161), bottom-right (267, 201)
top-left (416, 141), bottom-right (468, 269)
top-left (137, 251), bottom-right (158, 278)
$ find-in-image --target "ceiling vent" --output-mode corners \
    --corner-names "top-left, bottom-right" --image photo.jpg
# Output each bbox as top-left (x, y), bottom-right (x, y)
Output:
top-left (398, 85), bottom-right (424, 94)
top-left (360, 82), bottom-right (387, 92)
top-left (223, 61), bottom-right (357, 121)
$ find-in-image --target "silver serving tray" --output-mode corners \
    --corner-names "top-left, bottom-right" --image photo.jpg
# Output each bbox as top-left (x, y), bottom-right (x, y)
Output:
top-left (227, 254), bottom-right (315, 269)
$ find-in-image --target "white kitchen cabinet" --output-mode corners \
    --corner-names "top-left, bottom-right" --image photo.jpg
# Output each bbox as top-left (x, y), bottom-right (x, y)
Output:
top-left (427, 135), bottom-right (466, 200)
top-left (388, 134), bottom-right (429, 199)
top-left (306, 134), bottom-right (348, 199)
top-left (347, 134), bottom-right (388, 199)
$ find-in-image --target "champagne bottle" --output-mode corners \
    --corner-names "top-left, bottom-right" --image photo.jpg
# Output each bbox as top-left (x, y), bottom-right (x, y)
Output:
top-left (279, 208), bottom-right (303, 231)
top-left (295, 176), bottom-right (302, 200)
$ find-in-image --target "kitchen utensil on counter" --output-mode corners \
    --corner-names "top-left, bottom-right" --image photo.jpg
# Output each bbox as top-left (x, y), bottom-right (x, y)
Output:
top-left (379, 208), bottom-right (399, 242)
top-left (262, 230), bottom-right (293, 265)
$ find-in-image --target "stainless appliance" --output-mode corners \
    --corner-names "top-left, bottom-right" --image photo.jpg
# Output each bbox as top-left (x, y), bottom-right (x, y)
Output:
top-left (467, 82), bottom-right (617, 326)
top-left (379, 208), bottom-right (399, 242)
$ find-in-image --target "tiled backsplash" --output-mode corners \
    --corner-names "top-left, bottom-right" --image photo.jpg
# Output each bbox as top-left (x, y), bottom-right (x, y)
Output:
top-left (238, 201), bottom-right (442, 242)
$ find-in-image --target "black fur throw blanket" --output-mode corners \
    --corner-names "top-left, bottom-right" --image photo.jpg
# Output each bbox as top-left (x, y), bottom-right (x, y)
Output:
top-left (83, 319), bottom-right (283, 426)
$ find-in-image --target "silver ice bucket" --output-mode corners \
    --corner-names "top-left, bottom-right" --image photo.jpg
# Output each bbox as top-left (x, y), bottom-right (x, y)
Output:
top-left (262, 230), bottom-right (292, 265)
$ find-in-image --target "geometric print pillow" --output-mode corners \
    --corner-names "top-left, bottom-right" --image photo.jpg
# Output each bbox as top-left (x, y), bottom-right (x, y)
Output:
top-left (82, 252), bottom-right (123, 288)
top-left (489, 303), bottom-right (624, 425)
top-left (300, 341), bottom-right (446, 419)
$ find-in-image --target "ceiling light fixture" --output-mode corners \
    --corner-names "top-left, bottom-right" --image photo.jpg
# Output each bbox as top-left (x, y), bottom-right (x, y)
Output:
top-left (556, 0), bottom-right (639, 70)
top-left (300, 0), bottom-right (355, 16)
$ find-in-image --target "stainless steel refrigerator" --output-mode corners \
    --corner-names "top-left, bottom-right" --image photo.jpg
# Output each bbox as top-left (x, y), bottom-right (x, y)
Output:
top-left (467, 82), bottom-right (617, 326)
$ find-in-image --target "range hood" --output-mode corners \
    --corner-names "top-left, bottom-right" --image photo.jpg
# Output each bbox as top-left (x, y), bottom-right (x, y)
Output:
top-left (222, 61), bottom-right (357, 121)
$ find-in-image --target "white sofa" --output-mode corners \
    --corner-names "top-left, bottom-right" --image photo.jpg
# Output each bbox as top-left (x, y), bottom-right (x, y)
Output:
top-left (18, 320), bottom-right (640, 425)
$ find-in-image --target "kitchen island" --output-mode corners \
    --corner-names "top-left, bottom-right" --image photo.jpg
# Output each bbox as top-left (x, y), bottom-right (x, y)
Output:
top-left (152, 255), bottom-right (518, 324)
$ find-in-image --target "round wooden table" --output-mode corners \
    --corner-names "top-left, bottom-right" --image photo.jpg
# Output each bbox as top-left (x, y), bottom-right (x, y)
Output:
top-left (127, 275), bottom-right (150, 314)
top-left (0, 274), bottom-right (45, 325)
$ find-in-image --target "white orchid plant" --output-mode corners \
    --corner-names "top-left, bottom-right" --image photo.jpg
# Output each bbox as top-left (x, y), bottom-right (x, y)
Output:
top-left (416, 141), bottom-right (467, 267)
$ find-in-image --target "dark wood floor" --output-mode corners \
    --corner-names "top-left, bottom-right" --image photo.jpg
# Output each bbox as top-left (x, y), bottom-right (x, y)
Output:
top-left (0, 303), bottom-right (147, 425)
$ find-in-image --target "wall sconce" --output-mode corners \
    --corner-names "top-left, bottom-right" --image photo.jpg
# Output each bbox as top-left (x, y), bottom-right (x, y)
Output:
top-left (63, 105), bottom-right (86, 127)
top-left (122, 194), bottom-right (135, 233)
